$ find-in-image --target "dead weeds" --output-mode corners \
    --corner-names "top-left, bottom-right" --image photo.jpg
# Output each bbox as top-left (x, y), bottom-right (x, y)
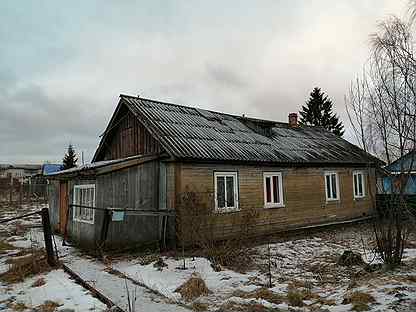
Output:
top-left (175, 274), bottom-right (210, 301)
top-left (34, 300), bottom-right (61, 312)
top-left (0, 252), bottom-right (53, 283)
top-left (343, 291), bottom-right (376, 311)
top-left (31, 277), bottom-right (46, 287)
top-left (232, 287), bottom-right (285, 305)
top-left (218, 302), bottom-right (276, 312)
top-left (7, 302), bottom-right (28, 311)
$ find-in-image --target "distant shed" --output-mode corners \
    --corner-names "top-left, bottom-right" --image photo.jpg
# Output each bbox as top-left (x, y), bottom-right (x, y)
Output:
top-left (48, 155), bottom-right (174, 249)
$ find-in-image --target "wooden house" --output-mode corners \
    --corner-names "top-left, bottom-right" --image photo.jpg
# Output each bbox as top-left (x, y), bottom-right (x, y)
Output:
top-left (381, 151), bottom-right (416, 194)
top-left (48, 94), bottom-right (381, 249)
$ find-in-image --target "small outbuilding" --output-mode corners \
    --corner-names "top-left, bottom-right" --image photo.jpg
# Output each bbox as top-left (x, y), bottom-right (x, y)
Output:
top-left (48, 155), bottom-right (173, 249)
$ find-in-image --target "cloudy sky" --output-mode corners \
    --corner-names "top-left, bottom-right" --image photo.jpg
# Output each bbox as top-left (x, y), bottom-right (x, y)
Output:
top-left (0, 0), bottom-right (407, 164)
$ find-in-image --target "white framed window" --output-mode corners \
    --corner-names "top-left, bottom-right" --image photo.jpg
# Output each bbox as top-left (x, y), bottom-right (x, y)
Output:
top-left (353, 171), bottom-right (366, 199)
top-left (73, 184), bottom-right (95, 224)
top-left (263, 172), bottom-right (284, 208)
top-left (214, 172), bottom-right (239, 212)
top-left (325, 172), bottom-right (339, 201)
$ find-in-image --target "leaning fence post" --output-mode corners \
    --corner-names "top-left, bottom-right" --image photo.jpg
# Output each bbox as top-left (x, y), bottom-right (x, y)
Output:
top-left (41, 208), bottom-right (56, 266)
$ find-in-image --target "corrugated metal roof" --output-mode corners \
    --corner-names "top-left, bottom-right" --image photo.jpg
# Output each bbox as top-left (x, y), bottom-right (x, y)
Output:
top-left (120, 95), bottom-right (379, 165)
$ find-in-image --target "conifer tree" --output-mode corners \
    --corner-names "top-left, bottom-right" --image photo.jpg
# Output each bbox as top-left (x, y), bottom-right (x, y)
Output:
top-left (299, 87), bottom-right (344, 136)
top-left (62, 144), bottom-right (78, 170)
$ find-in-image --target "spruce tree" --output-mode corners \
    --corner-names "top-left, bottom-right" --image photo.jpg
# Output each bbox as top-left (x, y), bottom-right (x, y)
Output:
top-left (62, 144), bottom-right (78, 170)
top-left (299, 87), bottom-right (344, 136)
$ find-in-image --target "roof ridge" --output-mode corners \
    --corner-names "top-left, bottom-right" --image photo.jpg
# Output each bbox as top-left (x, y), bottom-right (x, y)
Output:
top-left (120, 93), bottom-right (306, 127)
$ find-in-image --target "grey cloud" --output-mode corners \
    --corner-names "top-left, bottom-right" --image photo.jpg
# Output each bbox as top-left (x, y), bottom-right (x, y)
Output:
top-left (0, 0), bottom-right (405, 163)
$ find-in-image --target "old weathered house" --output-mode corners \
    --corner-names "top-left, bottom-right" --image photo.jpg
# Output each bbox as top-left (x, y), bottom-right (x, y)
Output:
top-left (48, 94), bottom-right (380, 249)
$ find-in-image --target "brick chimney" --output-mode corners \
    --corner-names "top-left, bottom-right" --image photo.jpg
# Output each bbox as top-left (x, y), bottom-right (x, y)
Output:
top-left (288, 113), bottom-right (298, 127)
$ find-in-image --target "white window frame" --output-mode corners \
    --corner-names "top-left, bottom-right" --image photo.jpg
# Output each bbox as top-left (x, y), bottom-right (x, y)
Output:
top-left (353, 171), bottom-right (366, 199)
top-left (214, 172), bottom-right (239, 212)
top-left (73, 184), bottom-right (95, 224)
top-left (263, 172), bottom-right (284, 208)
top-left (325, 171), bottom-right (340, 201)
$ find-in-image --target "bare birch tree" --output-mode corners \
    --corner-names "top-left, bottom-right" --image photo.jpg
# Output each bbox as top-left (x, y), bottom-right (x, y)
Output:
top-left (346, 15), bottom-right (416, 267)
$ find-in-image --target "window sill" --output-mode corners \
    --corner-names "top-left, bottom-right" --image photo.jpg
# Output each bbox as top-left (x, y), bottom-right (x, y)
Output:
top-left (325, 199), bottom-right (340, 203)
top-left (214, 208), bottom-right (240, 214)
top-left (73, 218), bottom-right (94, 225)
top-left (264, 204), bottom-right (285, 209)
top-left (354, 196), bottom-right (366, 201)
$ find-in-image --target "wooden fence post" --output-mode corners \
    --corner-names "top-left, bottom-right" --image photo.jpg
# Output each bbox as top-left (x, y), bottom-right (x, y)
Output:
top-left (9, 175), bottom-right (13, 205)
top-left (41, 208), bottom-right (56, 266)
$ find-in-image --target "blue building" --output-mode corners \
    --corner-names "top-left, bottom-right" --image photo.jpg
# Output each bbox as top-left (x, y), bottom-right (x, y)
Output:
top-left (383, 151), bottom-right (416, 194)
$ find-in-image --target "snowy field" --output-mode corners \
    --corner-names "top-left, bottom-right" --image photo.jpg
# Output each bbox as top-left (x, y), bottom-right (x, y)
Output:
top-left (0, 203), bottom-right (107, 312)
top-left (1, 202), bottom-right (416, 312)
top-left (112, 223), bottom-right (416, 312)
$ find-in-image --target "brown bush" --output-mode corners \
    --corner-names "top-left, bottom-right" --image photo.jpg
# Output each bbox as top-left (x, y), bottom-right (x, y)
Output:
top-left (338, 250), bottom-right (365, 266)
top-left (175, 274), bottom-right (210, 301)
top-left (0, 252), bottom-right (52, 283)
top-left (287, 290), bottom-right (304, 307)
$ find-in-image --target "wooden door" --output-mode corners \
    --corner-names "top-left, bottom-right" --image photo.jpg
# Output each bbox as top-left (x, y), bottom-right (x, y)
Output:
top-left (59, 181), bottom-right (68, 234)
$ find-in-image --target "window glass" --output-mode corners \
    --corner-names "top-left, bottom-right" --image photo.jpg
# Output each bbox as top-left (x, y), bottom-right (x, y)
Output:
top-left (326, 175), bottom-right (331, 199)
top-left (265, 177), bottom-right (271, 203)
top-left (331, 174), bottom-right (337, 199)
top-left (217, 176), bottom-right (225, 208)
top-left (353, 171), bottom-right (365, 198)
top-left (226, 176), bottom-right (235, 207)
top-left (272, 176), bottom-right (279, 203)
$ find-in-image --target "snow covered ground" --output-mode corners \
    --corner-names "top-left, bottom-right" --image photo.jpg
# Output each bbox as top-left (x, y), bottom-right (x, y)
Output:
top-left (0, 269), bottom-right (107, 311)
top-left (2, 203), bottom-right (416, 312)
top-left (0, 203), bottom-right (189, 312)
top-left (0, 203), bottom-right (108, 311)
top-left (112, 223), bottom-right (416, 311)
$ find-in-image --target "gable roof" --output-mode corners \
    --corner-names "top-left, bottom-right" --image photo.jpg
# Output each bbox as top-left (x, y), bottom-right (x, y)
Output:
top-left (385, 150), bottom-right (416, 173)
top-left (94, 94), bottom-right (381, 166)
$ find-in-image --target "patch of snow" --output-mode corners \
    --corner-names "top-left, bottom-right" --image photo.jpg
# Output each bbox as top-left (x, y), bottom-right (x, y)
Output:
top-left (0, 269), bottom-right (107, 311)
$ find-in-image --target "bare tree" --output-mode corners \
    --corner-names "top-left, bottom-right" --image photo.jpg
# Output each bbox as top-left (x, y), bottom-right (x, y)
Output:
top-left (346, 15), bottom-right (416, 268)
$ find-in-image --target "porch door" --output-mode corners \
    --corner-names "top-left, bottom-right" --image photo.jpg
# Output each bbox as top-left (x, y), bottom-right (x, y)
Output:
top-left (59, 181), bottom-right (68, 233)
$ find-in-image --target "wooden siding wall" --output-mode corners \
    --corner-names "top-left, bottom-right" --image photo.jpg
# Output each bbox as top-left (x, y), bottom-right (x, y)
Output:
top-left (48, 180), bottom-right (60, 232)
top-left (175, 163), bottom-right (376, 241)
top-left (96, 160), bottom-right (161, 248)
top-left (100, 107), bottom-right (161, 161)
top-left (56, 160), bottom-right (170, 249)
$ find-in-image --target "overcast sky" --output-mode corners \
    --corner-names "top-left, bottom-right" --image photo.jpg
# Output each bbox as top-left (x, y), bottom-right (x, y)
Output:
top-left (0, 0), bottom-right (407, 164)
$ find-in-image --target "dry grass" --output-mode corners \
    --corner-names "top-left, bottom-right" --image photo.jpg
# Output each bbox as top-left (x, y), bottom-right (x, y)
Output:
top-left (35, 300), bottom-right (61, 312)
top-left (219, 302), bottom-right (276, 312)
top-left (191, 302), bottom-right (208, 311)
top-left (31, 277), bottom-right (46, 287)
top-left (233, 287), bottom-right (284, 305)
top-left (0, 252), bottom-right (52, 284)
top-left (7, 302), bottom-right (27, 311)
top-left (286, 290), bottom-right (304, 307)
top-left (175, 274), bottom-right (210, 301)
top-left (343, 291), bottom-right (376, 311)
